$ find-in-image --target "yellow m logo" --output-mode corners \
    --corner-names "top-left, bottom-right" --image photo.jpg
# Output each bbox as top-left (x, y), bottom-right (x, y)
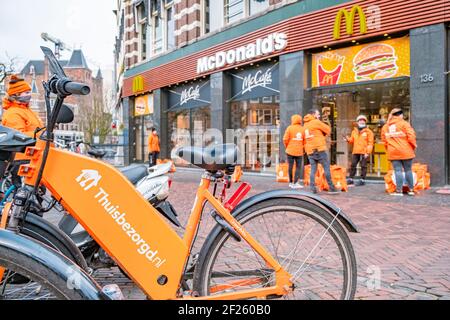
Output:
top-left (333, 5), bottom-right (368, 40)
top-left (321, 74), bottom-right (334, 85)
top-left (132, 76), bottom-right (144, 93)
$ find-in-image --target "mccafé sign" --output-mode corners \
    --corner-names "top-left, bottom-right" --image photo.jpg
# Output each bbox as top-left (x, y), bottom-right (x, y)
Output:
top-left (333, 5), bottom-right (381, 40)
top-left (196, 32), bottom-right (288, 74)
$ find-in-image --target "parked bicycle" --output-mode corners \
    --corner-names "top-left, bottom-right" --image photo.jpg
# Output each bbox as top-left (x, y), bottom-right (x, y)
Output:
top-left (0, 47), bottom-right (358, 300)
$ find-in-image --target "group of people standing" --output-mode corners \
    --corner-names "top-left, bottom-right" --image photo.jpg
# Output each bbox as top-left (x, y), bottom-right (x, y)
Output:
top-left (283, 108), bottom-right (417, 196)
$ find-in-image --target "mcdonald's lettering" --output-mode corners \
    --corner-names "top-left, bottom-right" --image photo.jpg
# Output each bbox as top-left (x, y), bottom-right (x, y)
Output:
top-left (333, 5), bottom-right (368, 40)
top-left (132, 76), bottom-right (145, 93)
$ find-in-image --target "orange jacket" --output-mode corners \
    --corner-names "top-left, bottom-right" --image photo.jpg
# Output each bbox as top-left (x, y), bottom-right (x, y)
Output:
top-left (1, 98), bottom-right (43, 137)
top-left (148, 134), bottom-right (160, 153)
top-left (381, 116), bottom-right (417, 160)
top-left (283, 115), bottom-right (304, 157)
top-left (348, 127), bottom-right (374, 155)
top-left (303, 114), bottom-right (331, 155)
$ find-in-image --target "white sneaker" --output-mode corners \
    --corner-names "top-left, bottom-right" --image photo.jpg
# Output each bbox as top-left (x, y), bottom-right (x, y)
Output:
top-left (289, 183), bottom-right (295, 189)
top-left (390, 192), bottom-right (404, 196)
top-left (293, 183), bottom-right (304, 189)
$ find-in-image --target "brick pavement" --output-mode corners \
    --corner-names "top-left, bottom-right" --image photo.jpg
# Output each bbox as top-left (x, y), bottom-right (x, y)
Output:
top-left (70, 169), bottom-right (450, 300)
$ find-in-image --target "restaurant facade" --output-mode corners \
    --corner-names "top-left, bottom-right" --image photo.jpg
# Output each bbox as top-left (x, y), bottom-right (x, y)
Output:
top-left (121, 0), bottom-right (450, 185)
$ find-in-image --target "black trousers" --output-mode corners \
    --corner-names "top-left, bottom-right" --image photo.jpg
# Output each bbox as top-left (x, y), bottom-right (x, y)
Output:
top-left (308, 151), bottom-right (335, 189)
top-left (149, 152), bottom-right (159, 167)
top-left (287, 155), bottom-right (303, 184)
top-left (350, 154), bottom-right (368, 179)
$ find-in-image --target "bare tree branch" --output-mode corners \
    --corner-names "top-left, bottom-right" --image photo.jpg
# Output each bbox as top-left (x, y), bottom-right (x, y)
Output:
top-left (0, 52), bottom-right (19, 83)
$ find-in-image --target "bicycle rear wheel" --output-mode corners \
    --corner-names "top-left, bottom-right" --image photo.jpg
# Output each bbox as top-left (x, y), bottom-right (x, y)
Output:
top-left (193, 198), bottom-right (357, 300)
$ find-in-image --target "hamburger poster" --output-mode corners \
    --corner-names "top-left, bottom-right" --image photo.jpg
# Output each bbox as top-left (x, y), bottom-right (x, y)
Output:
top-left (312, 37), bottom-right (410, 87)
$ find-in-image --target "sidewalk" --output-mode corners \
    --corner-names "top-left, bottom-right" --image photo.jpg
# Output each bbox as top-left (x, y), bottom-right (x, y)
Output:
top-left (92, 169), bottom-right (450, 300)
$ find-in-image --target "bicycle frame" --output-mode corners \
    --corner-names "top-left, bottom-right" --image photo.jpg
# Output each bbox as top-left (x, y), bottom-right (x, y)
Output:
top-left (14, 138), bottom-right (293, 300)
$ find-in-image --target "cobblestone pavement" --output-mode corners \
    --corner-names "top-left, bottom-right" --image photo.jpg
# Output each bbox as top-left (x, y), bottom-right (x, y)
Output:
top-left (47, 168), bottom-right (450, 300)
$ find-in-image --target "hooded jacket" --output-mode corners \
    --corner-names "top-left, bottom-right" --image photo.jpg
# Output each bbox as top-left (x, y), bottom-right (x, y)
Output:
top-left (381, 116), bottom-right (416, 160)
top-left (1, 98), bottom-right (43, 137)
top-left (148, 133), bottom-right (160, 153)
top-left (303, 114), bottom-right (331, 155)
top-left (283, 115), bottom-right (304, 157)
top-left (348, 127), bottom-right (374, 155)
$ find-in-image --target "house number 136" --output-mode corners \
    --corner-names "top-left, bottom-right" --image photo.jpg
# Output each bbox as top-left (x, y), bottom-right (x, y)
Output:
top-left (420, 74), bottom-right (434, 83)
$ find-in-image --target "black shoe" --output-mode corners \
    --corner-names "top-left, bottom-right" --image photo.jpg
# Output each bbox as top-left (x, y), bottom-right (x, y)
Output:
top-left (328, 186), bottom-right (340, 194)
top-left (347, 178), bottom-right (354, 185)
top-left (355, 179), bottom-right (365, 186)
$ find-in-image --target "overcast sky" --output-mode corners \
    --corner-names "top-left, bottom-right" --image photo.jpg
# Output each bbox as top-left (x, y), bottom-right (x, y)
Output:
top-left (0, 0), bottom-right (116, 74)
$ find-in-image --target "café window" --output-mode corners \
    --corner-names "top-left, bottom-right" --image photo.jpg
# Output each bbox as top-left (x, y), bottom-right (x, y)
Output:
top-left (228, 61), bottom-right (280, 172)
top-left (167, 80), bottom-right (212, 165)
top-left (310, 37), bottom-right (411, 178)
top-left (312, 79), bottom-right (411, 177)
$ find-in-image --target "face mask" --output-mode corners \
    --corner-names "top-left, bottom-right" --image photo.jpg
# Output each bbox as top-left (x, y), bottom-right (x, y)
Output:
top-left (14, 95), bottom-right (32, 104)
top-left (358, 123), bottom-right (366, 129)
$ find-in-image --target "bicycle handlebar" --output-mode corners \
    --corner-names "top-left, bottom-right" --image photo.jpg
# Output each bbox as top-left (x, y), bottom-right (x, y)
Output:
top-left (49, 77), bottom-right (90, 96)
top-left (63, 81), bottom-right (90, 96)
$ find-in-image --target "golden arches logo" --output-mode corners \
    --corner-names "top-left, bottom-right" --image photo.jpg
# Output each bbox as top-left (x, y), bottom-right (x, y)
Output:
top-left (132, 76), bottom-right (144, 93)
top-left (333, 5), bottom-right (368, 40)
top-left (321, 74), bottom-right (335, 86)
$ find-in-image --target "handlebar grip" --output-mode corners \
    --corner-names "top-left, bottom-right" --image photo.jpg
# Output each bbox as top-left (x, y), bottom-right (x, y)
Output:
top-left (63, 81), bottom-right (90, 96)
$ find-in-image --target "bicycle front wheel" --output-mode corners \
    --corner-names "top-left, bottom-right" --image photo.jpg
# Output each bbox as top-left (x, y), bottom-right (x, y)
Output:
top-left (193, 198), bottom-right (357, 300)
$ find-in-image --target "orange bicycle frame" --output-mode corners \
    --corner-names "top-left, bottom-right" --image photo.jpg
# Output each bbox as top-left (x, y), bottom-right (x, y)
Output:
top-left (15, 139), bottom-right (292, 300)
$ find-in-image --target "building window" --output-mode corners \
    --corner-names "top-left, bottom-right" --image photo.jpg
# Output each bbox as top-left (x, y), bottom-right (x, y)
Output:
top-left (153, 13), bottom-right (163, 55)
top-left (140, 23), bottom-right (147, 60)
top-left (135, 1), bottom-right (148, 62)
top-left (249, 0), bottom-right (269, 15)
top-left (230, 96), bottom-right (280, 172)
top-left (166, 6), bottom-right (175, 50)
top-left (204, 0), bottom-right (224, 33)
top-left (204, 0), bottom-right (270, 35)
top-left (225, 0), bottom-right (245, 24)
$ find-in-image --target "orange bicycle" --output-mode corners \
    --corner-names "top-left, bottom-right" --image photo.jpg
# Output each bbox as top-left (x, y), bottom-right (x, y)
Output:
top-left (0, 47), bottom-right (358, 300)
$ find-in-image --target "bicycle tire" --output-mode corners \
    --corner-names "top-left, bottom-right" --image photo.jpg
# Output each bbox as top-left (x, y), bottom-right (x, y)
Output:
top-left (0, 245), bottom-right (85, 300)
top-left (193, 198), bottom-right (357, 300)
top-left (0, 213), bottom-right (88, 271)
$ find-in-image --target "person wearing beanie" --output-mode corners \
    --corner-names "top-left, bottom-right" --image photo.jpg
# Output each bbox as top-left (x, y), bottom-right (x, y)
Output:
top-left (2, 75), bottom-right (43, 137)
top-left (381, 108), bottom-right (417, 196)
top-left (283, 114), bottom-right (305, 189)
top-left (344, 115), bottom-right (374, 186)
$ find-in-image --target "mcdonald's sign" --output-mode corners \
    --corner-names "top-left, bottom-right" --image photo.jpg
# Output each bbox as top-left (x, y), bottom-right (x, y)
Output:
top-left (333, 5), bottom-right (368, 40)
top-left (132, 75), bottom-right (145, 94)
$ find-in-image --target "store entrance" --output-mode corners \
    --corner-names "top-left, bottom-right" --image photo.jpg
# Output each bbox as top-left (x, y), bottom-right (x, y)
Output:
top-left (312, 78), bottom-right (411, 178)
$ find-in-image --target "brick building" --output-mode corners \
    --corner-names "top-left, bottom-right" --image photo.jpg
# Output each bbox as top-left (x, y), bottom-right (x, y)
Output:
top-left (117, 0), bottom-right (450, 186)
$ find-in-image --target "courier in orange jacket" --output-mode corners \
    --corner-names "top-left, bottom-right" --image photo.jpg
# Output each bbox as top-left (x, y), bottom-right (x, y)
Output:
top-left (283, 115), bottom-right (305, 188)
top-left (381, 108), bottom-right (417, 195)
top-left (345, 115), bottom-right (374, 185)
top-left (1, 75), bottom-right (44, 186)
top-left (302, 109), bottom-right (337, 193)
top-left (2, 75), bottom-right (43, 137)
top-left (148, 128), bottom-right (161, 167)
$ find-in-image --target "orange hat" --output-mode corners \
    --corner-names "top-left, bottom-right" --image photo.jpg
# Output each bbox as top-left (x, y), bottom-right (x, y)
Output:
top-left (7, 75), bottom-right (31, 96)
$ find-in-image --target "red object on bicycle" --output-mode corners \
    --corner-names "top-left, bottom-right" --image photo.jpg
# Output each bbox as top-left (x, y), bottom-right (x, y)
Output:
top-left (224, 182), bottom-right (252, 211)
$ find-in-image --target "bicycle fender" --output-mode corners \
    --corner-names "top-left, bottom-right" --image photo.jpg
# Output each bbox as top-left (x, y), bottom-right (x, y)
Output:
top-left (24, 213), bottom-right (89, 270)
top-left (231, 189), bottom-right (359, 233)
top-left (0, 229), bottom-right (108, 300)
